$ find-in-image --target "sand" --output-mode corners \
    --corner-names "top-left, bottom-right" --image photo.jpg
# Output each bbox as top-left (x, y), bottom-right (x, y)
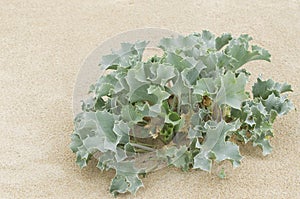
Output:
top-left (1, 0), bottom-right (300, 198)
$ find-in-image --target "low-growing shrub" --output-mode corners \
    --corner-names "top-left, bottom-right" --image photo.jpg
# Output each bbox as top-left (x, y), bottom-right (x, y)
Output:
top-left (70, 30), bottom-right (294, 196)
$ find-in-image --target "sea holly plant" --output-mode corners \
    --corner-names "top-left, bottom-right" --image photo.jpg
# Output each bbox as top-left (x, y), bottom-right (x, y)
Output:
top-left (70, 30), bottom-right (294, 196)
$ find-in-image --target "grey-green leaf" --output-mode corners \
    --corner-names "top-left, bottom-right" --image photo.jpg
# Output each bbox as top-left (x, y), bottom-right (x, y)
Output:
top-left (75, 111), bottom-right (121, 154)
top-left (193, 120), bottom-right (242, 171)
top-left (100, 41), bottom-right (149, 70)
top-left (70, 134), bottom-right (90, 168)
top-left (253, 133), bottom-right (273, 156)
top-left (215, 71), bottom-right (248, 109)
top-left (224, 35), bottom-right (271, 70)
top-left (215, 33), bottom-right (232, 50)
top-left (194, 77), bottom-right (217, 96)
top-left (110, 161), bottom-right (144, 195)
top-left (157, 146), bottom-right (191, 171)
top-left (252, 77), bottom-right (293, 99)
top-left (262, 93), bottom-right (294, 115)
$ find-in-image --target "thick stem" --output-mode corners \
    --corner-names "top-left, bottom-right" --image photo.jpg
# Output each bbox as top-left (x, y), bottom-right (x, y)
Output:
top-left (212, 103), bottom-right (222, 122)
top-left (144, 162), bottom-right (159, 173)
top-left (188, 88), bottom-right (192, 106)
top-left (177, 95), bottom-right (181, 115)
top-left (130, 143), bottom-right (156, 152)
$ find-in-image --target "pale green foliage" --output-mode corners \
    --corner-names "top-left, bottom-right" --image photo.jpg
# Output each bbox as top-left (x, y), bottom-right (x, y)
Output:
top-left (70, 31), bottom-right (294, 196)
top-left (193, 120), bottom-right (242, 171)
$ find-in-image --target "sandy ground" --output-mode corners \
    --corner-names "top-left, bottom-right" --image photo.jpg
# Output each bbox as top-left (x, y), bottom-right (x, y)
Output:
top-left (1, 0), bottom-right (300, 198)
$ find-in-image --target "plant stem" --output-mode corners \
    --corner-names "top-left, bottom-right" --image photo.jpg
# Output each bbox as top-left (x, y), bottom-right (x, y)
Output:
top-left (188, 88), bottom-right (192, 106)
top-left (177, 95), bottom-right (181, 115)
top-left (130, 143), bottom-right (156, 152)
top-left (144, 162), bottom-right (159, 173)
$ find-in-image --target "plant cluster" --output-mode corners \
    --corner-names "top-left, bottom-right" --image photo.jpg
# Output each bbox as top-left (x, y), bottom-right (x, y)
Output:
top-left (70, 31), bottom-right (294, 196)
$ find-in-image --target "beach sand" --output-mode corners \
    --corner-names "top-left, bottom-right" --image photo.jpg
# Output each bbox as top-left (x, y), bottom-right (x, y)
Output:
top-left (1, 0), bottom-right (299, 198)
